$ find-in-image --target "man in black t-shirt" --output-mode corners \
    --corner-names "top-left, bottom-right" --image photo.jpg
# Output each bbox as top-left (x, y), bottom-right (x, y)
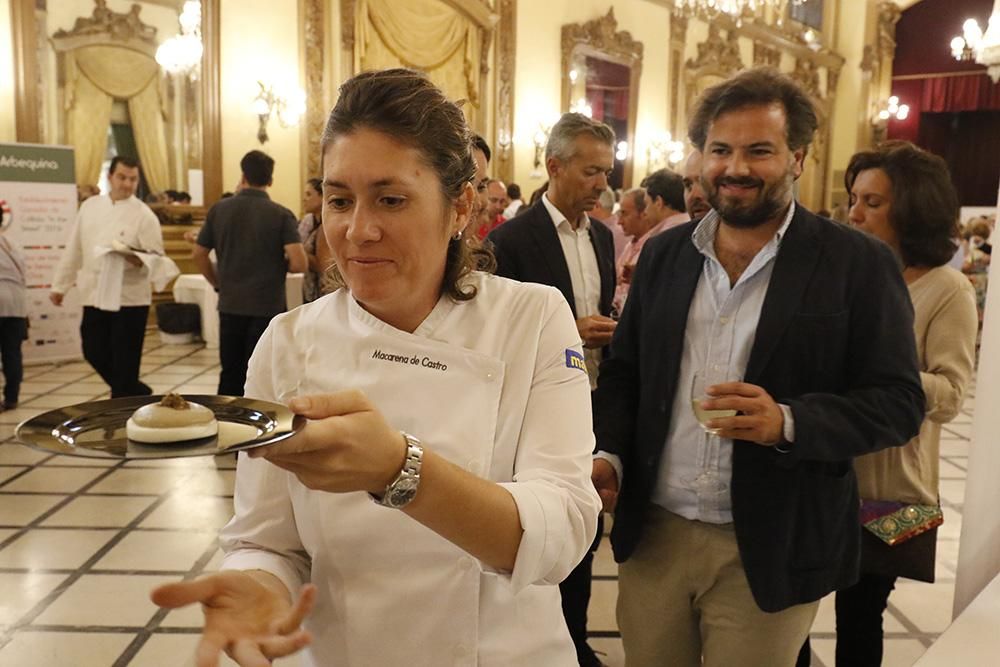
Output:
top-left (194, 150), bottom-right (307, 396)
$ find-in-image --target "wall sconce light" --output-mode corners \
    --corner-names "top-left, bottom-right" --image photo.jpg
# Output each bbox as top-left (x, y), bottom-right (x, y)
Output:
top-left (570, 98), bottom-right (594, 118)
top-left (644, 132), bottom-right (685, 174)
top-left (496, 128), bottom-right (512, 160)
top-left (252, 81), bottom-right (306, 145)
top-left (615, 141), bottom-right (629, 162)
top-left (533, 124), bottom-right (551, 169)
top-left (876, 96), bottom-right (910, 122)
top-left (871, 96), bottom-right (910, 143)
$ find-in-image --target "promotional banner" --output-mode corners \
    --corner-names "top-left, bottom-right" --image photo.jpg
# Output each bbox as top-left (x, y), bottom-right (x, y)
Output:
top-left (0, 143), bottom-right (82, 364)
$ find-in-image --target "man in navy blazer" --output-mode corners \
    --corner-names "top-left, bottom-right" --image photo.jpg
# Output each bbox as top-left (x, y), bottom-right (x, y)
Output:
top-left (488, 113), bottom-right (617, 667)
top-left (592, 68), bottom-right (925, 666)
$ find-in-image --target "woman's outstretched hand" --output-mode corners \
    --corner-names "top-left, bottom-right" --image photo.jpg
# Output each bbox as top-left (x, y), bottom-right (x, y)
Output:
top-left (151, 571), bottom-right (316, 667)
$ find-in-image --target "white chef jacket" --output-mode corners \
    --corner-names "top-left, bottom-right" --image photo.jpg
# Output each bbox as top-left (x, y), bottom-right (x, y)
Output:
top-left (51, 195), bottom-right (164, 307)
top-left (221, 272), bottom-right (602, 667)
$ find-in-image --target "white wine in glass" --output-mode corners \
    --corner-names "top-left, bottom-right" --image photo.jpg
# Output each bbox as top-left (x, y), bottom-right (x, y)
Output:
top-left (691, 371), bottom-right (737, 435)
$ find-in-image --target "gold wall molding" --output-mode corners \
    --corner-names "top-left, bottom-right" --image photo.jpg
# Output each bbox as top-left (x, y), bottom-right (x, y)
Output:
top-left (11, 0), bottom-right (41, 142)
top-left (686, 23), bottom-right (744, 74)
top-left (201, 0), bottom-right (222, 204)
top-left (51, 1), bottom-right (159, 55)
top-left (561, 8), bottom-right (643, 187)
top-left (301, 0), bottom-right (330, 181)
top-left (669, 10), bottom-right (688, 142)
top-left (494, 0), bottom-right (516, 183)
top-left (753, 42), bottom-right (781, 69)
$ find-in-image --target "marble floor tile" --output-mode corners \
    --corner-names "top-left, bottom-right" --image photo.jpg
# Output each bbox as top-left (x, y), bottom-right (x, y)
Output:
top-left (22, 394), bottom-right (95, 409)
top-left (32, 573), bottom-right (174, 627)
top-left (0, 528), bottom-right (118, 570)
top-left (94, 529), bottom-right (216, 572)
top-left (86, 468), bottom-right (191, 495)
top-left (0, 631), bottom-right (133, 667)
top-left (0, 494), bottom-right (64, 525)
top-left (1, 467), bottom-right (107, 493)
top-left (140, 495), bottom-right (233, 530)
top-left (0, 466), bottom-right (27, 485)
top-left (0, 446), bottom-right (50, 466)
top-left (40, 495), bottom-right (156, 528)
top-left (0, 571), bottom-right (68, 627)
top-left (889, 583), bottom-right (955, 633)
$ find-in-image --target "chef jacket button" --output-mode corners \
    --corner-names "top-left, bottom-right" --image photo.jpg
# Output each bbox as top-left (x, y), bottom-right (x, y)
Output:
top-left (460, 556), bottom-right (476, 571)
top-left (486, 372), bottom-right (495, 381)
top-left (456, 643), bottom-right (471, 657)
top-left (466, 459), bottom-right (479, 473)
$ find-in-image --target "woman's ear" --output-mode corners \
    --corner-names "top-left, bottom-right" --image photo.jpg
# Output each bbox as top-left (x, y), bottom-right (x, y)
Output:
top-left (452, 182), bottom-right (475, 236)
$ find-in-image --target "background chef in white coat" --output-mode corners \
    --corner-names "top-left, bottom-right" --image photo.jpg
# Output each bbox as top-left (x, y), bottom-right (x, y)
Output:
top-left (152, 68), bottom-right (602, 667)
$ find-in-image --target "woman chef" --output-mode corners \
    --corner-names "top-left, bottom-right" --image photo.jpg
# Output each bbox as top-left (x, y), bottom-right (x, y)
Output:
top-left (151, 69), bottom-right (602, 667)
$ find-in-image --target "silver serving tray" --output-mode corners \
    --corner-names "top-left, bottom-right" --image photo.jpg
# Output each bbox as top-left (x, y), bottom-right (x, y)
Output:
top-left (15, 395), bottom-right (305, 459)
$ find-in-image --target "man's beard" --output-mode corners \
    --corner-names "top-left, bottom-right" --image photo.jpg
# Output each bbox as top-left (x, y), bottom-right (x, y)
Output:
top-left (705, 174), bottom-right (793, 229)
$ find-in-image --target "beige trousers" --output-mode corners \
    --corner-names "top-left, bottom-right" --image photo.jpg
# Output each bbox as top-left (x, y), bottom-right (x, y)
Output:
top-left (617, 506), bottom-right (818, 667)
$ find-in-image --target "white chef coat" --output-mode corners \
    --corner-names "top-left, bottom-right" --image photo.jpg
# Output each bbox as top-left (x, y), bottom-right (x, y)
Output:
top-left (51, 195), bottom-right (164, 307)
top-left (221, 271), bottom-right (602, 667)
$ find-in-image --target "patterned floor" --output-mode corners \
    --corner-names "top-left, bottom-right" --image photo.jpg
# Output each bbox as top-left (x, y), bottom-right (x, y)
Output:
top-left (0, 336), bottom-right (976, 666)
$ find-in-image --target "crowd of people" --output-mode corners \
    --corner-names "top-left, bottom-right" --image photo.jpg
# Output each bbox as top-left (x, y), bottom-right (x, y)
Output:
top-left (37, 63), bottom-right (992, 667)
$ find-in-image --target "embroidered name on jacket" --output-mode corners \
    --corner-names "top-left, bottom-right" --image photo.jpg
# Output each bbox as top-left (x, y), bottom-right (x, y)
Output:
top-left (565, 349), bottom-right (586, 372)
top-left (372, 349), bottom-right (448, 371)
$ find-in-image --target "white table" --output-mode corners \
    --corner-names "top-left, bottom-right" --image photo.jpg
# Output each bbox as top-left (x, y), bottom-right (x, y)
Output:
top-left (913, 570), bottom-right (1000, 665)
top-left (172, 273), bottom-right (304, 349)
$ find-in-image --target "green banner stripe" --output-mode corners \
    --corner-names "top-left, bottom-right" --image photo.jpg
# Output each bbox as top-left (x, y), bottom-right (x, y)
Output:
top-left (0, 144), bottom-right (76, 184)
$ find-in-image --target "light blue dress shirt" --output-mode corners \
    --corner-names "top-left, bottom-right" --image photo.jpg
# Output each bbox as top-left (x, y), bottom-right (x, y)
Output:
top-left (652, 204), bottom-right (796, 523)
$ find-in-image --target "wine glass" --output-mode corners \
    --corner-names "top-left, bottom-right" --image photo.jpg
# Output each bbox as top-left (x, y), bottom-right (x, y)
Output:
top-left (691, 369), bottom-right (738, 436)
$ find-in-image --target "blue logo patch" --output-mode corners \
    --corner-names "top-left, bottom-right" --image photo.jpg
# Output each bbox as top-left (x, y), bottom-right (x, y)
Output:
top-left (565, 349), bottom-right (586, 373)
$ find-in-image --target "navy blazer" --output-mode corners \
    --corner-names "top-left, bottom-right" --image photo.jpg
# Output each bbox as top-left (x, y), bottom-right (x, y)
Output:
top-left (594, 205), bottom-right (925, 612)
top-left (487, 199), bottom-right (616, 319)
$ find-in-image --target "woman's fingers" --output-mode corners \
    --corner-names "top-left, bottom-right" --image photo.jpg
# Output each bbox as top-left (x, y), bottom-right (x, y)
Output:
top-left (288, 390), bottom-right (371, 418)
top-left (229, 638), bottom-right (273, 667)
top-left (194, 630), bottom-right (227, 667)
top-left (272, 584), bottom-right (317, 635)
top-left (257, 630), bottom-right (313, 659)
top-left (151, 577), bottom-right (219, 609)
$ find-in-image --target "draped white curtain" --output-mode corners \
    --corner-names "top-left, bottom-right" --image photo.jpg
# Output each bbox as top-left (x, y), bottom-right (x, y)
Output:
top-left (355, 0), bottom-right (482, 115)
top-left (64, 45), bottom-right (169, 192)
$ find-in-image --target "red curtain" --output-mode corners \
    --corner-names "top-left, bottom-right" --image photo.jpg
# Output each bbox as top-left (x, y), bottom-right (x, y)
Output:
top-left (921, 75), bottom-right (1000, 112)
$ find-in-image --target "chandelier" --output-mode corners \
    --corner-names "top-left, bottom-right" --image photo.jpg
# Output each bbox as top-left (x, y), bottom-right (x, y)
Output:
top-left (673, 0), bottom-right (806, 23)
top-left (155, 1), bottom-right (203, 77)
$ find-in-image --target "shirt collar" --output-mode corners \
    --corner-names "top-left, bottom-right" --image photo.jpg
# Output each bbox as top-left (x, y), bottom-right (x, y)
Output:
top-left (542, 193), bottom-right (590, 232)
top-left (237, 188), bottom-right (270, 200)
top-left (691, 200), bottom-right (796, 257)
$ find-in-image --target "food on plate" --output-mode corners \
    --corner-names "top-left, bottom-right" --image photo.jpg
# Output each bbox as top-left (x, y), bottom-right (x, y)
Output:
top-left (126, 393), bottom-right (218, 443)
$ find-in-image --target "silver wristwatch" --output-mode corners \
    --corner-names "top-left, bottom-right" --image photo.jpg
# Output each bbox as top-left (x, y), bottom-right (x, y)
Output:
top-left (371, 432), bottom-right (423, 509)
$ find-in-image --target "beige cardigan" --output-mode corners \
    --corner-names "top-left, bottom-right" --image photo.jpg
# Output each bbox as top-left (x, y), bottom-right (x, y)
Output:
top-left (854, 265), bottom-right (979, 505)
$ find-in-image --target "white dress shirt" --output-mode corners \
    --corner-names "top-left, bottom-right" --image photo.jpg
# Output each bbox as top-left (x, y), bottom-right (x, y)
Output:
top-left (541, 193), bottom-right (603, 386)
top-left (51, 195), bottom-right (164, 308)
top-left (221, 272), bottom-right (601, 666)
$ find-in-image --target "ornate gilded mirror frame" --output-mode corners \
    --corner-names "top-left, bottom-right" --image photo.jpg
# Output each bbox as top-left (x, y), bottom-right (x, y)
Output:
top-left (9, 0), bottom-right (223, 206)
top-left (561, 8), bottom-right (643, 188)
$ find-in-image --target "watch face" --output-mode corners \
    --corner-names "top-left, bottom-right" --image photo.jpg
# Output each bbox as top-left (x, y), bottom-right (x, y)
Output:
top-left (387, 477), bottom-right (419, 508)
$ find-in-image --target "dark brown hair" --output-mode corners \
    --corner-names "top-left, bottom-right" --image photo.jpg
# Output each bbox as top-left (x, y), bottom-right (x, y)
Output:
top-left (320, 68), bottom-right (494, 300)
top-left (845, 140), bottom-right (959, 268)
top-left (109, 155), bottom-right (140, 175)
top-left (688, 67), bottom-right (819, 156)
